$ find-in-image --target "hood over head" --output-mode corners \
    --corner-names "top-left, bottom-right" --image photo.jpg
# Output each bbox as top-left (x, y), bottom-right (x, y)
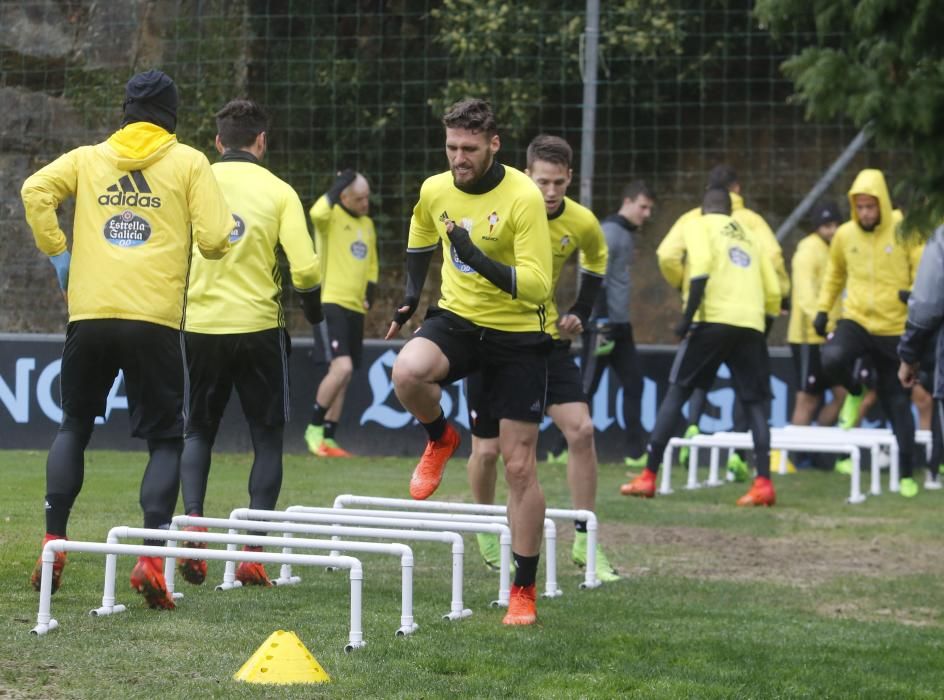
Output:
top-left (847, 169), bottom-right (894, 234)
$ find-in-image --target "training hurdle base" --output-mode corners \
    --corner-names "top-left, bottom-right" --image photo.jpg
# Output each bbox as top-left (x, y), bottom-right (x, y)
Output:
top-left (30, 539), bottom-right (366, 652)
top-left (328, 495), bottom-right (604, 590)
top-left (102, 526), bottom-right (418, 637)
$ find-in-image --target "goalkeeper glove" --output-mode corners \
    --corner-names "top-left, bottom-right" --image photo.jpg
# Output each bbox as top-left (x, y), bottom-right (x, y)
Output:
top-left (49, 251), bottom-right (71, 291)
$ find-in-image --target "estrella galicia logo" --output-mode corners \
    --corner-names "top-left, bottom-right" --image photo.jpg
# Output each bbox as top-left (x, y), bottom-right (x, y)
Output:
top-left (350, 239), bottom-right (368, 259)
top-left (728, 246), bottom-right (751, 268)
top-left (229, 214), bottom-right (246, 243)
top-left (450, 244), bottom-right (474, 274)
top-left (98, 170), bottom-right (161, 208)
top-left (103, 210), bottom-right (151, 247)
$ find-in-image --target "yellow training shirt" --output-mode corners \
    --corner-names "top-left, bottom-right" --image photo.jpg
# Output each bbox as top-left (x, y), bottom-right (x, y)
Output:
top-left (309, 195), bottom-right (378, 315)
top-left (21, 122), bottom-right (232, 330)
top-left (185, 156), bottom-right (321, 333)
top-left (408, 164), bottom-right (551, 332)
top-left (685, 213), bottom-right (780, 332)
top-left (546, 197), bottom-right (607, 339)
top-left (657, 192), bottom-right (788, 303)
top-left (817, 169), bottom-right (922, 336)
top-left (787, 233), bottom-right (840, 344)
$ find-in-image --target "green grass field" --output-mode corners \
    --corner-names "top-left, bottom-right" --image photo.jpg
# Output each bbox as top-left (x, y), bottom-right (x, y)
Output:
top-left (2, 449), bottom-right (943, 699)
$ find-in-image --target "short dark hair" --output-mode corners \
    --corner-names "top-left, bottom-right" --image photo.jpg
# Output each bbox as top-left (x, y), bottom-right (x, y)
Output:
top-left (526, 134), bottom-right (572, 169)
top-left (707, 164), bottom-right (738, 190)
top-left (622, 180), bottom-right (654, 202)
top-left (702, 186), bottom-right (732, 215)
top-left (216, 99), bottom-right (268, 150)
top-left (442, 98), bottom-right (498, 136)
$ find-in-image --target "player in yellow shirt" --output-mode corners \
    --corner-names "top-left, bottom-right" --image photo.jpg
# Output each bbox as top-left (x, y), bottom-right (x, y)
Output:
top-left (787, 201), bottom-right (846, 441)
top-left (656, 165), bottom-right (787, 480)
top-left (304, 170), bottom-right (378, 457)
top-left (462, 135), bottom-right (618, 583)
top-left (385, 99), bottom-right (552, 625)
top-left (20, 71), bottom-right (233, 608)
top-left (621, 188), bottom-right (781, 506)
top-left (175, 100), bottom-right (323, 588)
top-left (813, 169), bottom-right (924, 496)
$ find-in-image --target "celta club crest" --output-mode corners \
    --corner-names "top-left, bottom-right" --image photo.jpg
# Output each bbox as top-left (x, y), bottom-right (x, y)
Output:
top-left (560, 235), bottom-right (571, 250)
top-left (488, 211), bottom-right (499, 233)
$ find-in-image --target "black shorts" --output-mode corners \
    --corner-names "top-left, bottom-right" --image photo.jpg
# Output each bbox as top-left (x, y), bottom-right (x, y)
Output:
top-left (313, 303), bottom-right (365, 369)
top-left (185, 328), bottom-right (290, 431)
top-left (669, 322), bottom-right (771, 402)
top-left (415, 308), bottom-right (551, 426)
top-left (59, 319), bottom-right (185, 439)
top-left (466, 339), bottom-right (585, 438)
top-left (790, 343), bottom-right (828, 394)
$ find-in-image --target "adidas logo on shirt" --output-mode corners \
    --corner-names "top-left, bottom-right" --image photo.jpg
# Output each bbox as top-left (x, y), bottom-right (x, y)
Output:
top-left (98, 171), bottom-right (162, 208)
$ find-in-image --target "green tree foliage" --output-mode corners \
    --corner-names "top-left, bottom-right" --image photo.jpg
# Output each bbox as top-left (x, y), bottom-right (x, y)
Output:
top-left (755, 0), bottom-right (944, 234)
top-left (430, 0), bottom-right (684, 136)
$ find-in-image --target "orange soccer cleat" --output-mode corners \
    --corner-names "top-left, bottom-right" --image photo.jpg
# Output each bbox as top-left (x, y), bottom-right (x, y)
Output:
top-left (130, 555), bottom-right (176, 609)
top-left (502, 584), bottom-right (538, 625)
top-left (235, 545), bottom-right (272, 587)
top-left (315, 439), bottom-right (353, 458)
top-left (30, 534), bottom-right (67, 594)
top-left (736, 476), bottom-right (776, 507)
top-left (620, 469), bottom-right (657, 498)
top-left (176, 524), bottom-right (209, 585)
top-left (409, 423), bottom-right (461, 500)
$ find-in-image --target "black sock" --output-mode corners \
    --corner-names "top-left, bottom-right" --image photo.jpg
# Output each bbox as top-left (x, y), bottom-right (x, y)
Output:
top-left (513, 552), bottom-right (540, 588)
top-left (44, 494), bottom-right (73, 537)
top-left (142, 521), bottom-right (170, 548)
top-left (422, 412), bottom-right (447, 442)
top-left (324, 420), bottom-right (337, 440)
top-left (311, 403), bottom-right (327, 426)
top-left (574, 520), bottom-right (588, 533)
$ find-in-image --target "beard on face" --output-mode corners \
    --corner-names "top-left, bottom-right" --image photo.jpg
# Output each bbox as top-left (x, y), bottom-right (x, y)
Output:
top-left (451, 151), bottom-right (493, 186)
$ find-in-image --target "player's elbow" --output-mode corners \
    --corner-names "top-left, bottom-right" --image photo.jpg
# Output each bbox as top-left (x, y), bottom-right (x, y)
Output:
top-left (515, 269), bottom-right (550, 304)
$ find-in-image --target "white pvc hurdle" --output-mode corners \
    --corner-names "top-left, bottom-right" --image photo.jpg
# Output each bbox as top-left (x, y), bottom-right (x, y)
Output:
top-left (227, 508), bottom-right (513, 607)
top-left (170, 515), bottom-right (472, 621)
top-left (283, 505), bottom-right (564, 598)
top-left (29, 539), bottom-right (366, 651)
top-left (101, 526), bottom-right (418, 637)
top-left (329, 495), bottom-right (603, 590)
top-left (780, 426), bottom-right (899, 494)
top-left (658, 434), bottom-right (864, 503)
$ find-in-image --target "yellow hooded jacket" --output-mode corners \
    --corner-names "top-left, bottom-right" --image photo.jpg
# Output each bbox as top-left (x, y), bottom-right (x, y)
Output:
top-left (21, 122), bottom-right (233, 330)
top-left (656, 191), bottom-right (789, 303)
top-left (816, 169), bottom-right (922, 336)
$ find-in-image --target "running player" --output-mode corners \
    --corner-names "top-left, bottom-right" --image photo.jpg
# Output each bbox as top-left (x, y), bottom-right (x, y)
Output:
top-left (175, 100), bottom-right (323, 587)
top-left (20, 71), bottom-right (233, 607)
top-left (621, 188), bottom-right (781, 506)
top-left (463, 134), bottom-right (619, 583)
top-left (813, 169), bottom-right (923, 497)
top-left (304, 170), bottom-right (378, 457)
top-left (386, 99), bottom-right (552, 624)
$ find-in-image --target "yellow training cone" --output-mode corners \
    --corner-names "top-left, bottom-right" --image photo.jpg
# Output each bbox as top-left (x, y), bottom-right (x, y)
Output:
top-left (234, 630), bottom-right (330, 684)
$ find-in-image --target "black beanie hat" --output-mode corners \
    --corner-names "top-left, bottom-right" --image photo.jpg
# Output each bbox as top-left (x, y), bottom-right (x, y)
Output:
top-left (811, 200), bottom-right (842, 227)
top-left (122, 70), bottom-right (178, 133)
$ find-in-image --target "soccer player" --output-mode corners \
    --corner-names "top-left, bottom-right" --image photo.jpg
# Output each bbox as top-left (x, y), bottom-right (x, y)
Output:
top-left (787, 202), bottom-right (846, 438)
top-left (175, 100), bottom-right (324, 587)
top-left (621, 188), bottom-right (781, 506)
top-left (813, 169), bottom-right (923, 497)
top-left (385, 99), bottom-right (552, 625)
top-left (20, 71), bottom-right (233, 607)
top-left (656, 165), bottom-right (787, 478)
top-left (898, 225), bottom-right (944, 489)
top-left (463, 134), bottom-right (618, 583)
top-left (303, 170), bottom-right (378, 457)
top-left (577, 180), bottom-right (655, 469)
